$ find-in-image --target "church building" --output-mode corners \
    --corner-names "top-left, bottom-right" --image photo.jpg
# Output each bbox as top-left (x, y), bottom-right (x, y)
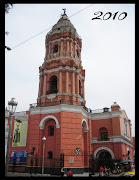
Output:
top-left (7, 11), bottom-right (134, 174)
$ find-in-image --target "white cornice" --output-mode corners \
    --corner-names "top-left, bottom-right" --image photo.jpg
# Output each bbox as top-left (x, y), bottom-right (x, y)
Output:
top-left (38, 93), bottom-right (85, 102)
top-left (44, 56), bottom-right (79, 63)
top-left (46, 51), bottom-right (80, 60)
top-left (91, 135), bottom-right (133, 147)
top-left (30, 104), bottom-right (83, 115)
top-left (40, 66), bottom-right (85, 80)
top-left (90, 110), bottom-right (122, 120)
top-left (30, 104), bottom-right (122, 121)
top-left (46, 38), bottom-right (81, 50)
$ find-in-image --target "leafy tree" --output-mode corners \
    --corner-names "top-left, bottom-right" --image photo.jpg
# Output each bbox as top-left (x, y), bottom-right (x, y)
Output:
top-left (5, 3), bottom-right (13, 14)
top-left (5, 3), bottom-right (14, 50)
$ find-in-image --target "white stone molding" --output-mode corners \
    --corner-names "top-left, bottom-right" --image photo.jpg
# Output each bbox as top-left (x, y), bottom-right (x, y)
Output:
top-left (90, 110), bottom-right (122, 120)
top-left (40, 66), bottom-right (85, 80)
top-left (91, 135), bottom-right (133, 148)
top-left (94, 146), bottom-right (115, 159)
top-left (44, 56), bottom-right (79, 63)
top-left (46, 94), bottom-right (57, 101)
top-left (39, 115), bottom-right (60, 130)
top-left (46, 38), bottom-right (81, 50)
top-left (38, 92), bottom-right (86, 102)
top-left (82, 118), bottom-right (89, 132)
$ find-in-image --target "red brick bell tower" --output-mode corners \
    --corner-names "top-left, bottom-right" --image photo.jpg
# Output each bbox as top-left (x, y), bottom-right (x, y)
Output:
top-left (27, 11), bottom-right (91, 173)
top-left (37, 12), bottom-right (85, 106)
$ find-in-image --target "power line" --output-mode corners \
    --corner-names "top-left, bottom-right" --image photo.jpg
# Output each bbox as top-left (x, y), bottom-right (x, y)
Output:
top-left (10, 4), bottom-right (93, 50)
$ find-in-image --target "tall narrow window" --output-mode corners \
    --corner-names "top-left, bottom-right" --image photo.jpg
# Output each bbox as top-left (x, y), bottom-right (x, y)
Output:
top-left (53, 44), bottom-right (58, 53)
top-left (48, 151), bottom-right (53, 159)
top-left (99, 127), bottom-right (108, 141)
top-left (46, 75), bottom-right (58, 95)
top-left (101, 132), bottom-right (108, 141)
top-left (50, 75), bottom-right (57, 91)
top-left (76, 49), bottom-right (80, 58)
top-left (79, 80), bottom-right (83, 98)
top-left (48, 125), bottom-right (54, 136)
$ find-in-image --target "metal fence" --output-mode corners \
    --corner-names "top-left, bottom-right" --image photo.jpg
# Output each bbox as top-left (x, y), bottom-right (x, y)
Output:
top-left (8, 154), bottom-right (120, 175)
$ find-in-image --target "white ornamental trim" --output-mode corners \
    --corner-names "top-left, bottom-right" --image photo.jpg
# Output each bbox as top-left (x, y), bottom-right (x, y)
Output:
top-left (44, 56), bottom-right (79, 63)
top-left (94, 147), bottom-right (115, 159)
top-left (39, 115), bottom-right (60, 129)
top-left (46, 38), bottom-right (81, 50)
top-left (40, 66), bottom-right (85, 80)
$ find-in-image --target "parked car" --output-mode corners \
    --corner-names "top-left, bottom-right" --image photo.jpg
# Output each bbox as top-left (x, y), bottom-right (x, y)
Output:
top-left (120, 171), bottom-right (135, 177)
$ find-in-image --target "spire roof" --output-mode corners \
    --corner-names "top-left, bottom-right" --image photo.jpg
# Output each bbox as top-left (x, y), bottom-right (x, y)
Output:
top-left (52, 13), bottom-right (76, 31)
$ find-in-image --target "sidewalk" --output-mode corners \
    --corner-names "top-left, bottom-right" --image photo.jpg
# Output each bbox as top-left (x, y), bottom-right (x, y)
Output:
top-left (6, 172), bottom-right (121, 177)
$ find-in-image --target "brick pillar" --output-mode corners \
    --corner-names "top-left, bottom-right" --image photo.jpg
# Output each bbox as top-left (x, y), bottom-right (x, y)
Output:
top-left (43, 74), bottom-right (47, 96)
top-left (76, 73), bottom-right (79, 95)
top-left (59, 71), bottom-right (62, 93)
top-left (82, 79), bottom-right (85, 99)
top-left (49, 44), bottom-right (51, 55)
top-left (38, 75), bottom-right (41, 97)
top-left (72, 71), bottom-right (75, 94)
top-left (67, 40), bottom-right (69, 51)
top-left (61, 40), bottom-right (63, 52)
top-left (66, 71), bottom-right (69, 93)
top-left (39, 75), bottom-right (43, 97)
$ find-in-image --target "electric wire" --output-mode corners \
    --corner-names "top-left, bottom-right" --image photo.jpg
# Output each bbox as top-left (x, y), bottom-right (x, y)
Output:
top-left (10, 4), bottom-right (93, 50)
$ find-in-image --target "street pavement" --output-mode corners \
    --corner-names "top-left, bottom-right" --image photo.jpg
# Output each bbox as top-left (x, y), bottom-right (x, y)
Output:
top-left (6, 172), bottom-right (123, 177)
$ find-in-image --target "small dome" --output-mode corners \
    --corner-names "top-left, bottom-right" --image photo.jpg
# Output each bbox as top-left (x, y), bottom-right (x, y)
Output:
top-left (52, 13), bottom-right (76, 31)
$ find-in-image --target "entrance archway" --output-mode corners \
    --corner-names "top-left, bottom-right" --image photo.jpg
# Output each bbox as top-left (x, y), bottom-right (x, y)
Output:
top-left (94, 147), bottom-right (114, 170)
top-left (98, 151), bottom-right (112, 168)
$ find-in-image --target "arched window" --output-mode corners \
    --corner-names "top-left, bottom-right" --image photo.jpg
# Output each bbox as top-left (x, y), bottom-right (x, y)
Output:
top-left (49, 75), bottom-right (57, 91)
top-left (48, 125), bottom-right (54, 136)
top-left (48, 151), bottom-right (53, 159)
top-left (99, 127), bottom-right (108, 141)
top-left (46, 75), bottom-right (58, 95)
top-left (53, 44), bottom-right (58, 53)
top-left (79, 80), bottom-right (83, 97)
top-left (76, 49), bottom-right (80, 58)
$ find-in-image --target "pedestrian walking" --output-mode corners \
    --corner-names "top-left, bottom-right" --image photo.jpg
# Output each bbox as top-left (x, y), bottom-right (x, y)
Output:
top-left (107, 167), bottom-right (111, 177)
top-left (99, 166), bottom-right (104, 177)
top-left (67, 168), bottom-right (73, 177)
top-left (12, 156), bottom-right (16, 173)
top-left (104, 166), bottom-right (108, 177)
top-left (125, 164), bottom-right (128, 172)
top-left (61, 167), bottom-right (65, 177)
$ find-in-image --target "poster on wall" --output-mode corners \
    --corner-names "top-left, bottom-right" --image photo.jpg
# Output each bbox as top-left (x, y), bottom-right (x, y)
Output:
top-left (12, 115), bottom-right (28, 147)
top-left (10, 151), bottom-right (27, 165)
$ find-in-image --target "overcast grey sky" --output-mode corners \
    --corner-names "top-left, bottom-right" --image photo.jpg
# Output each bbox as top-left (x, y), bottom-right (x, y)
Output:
top-left (5, 4), bottom-right (135, 136)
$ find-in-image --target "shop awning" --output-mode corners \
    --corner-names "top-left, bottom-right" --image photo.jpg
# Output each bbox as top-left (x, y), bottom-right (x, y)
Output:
top-left (120, 160), bottom-right (134, 164)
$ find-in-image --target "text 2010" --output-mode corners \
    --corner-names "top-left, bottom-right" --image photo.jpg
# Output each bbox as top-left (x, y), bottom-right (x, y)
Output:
top-left (92, 11), bottom-right (127, 21)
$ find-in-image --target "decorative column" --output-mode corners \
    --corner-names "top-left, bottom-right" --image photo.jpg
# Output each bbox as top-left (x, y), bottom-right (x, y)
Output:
top-left (39, 75), bottom-right (43, 97)
top-left (82, 79), bottom-right (85, 99)
top-left (72, 71), bottom-right (75, 94)
top-left (74, 42), bottom-right (76, 57)
top-left (59, 71), bottom-right (62, 93)
top-left (61, 40), bottom-right (63, 52)
top-left (43, 73), bottom-right (47, 96)
top-left (65, 71), bottom-right (69, 93)
top-left (38, 75), bottom-right (41, 98)
top-left (76, 73), bottom-right (79, 95)
top-left (67, 40), bottom-right (69, 51)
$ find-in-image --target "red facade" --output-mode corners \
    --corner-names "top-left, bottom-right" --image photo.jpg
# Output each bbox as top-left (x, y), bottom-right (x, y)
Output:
top-left (8, 12), bottom-right (134, 173)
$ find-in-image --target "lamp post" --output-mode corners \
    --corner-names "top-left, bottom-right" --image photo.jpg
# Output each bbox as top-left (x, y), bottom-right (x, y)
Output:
top-left (42, 136), bottom-right (46, 174)
top-left (5, 98), bottom-right (18, 176)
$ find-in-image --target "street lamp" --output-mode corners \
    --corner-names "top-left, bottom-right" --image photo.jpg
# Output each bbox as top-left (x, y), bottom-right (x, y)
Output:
top-left (42, 136), bottom-right (46, 174)
top-left (5, 98), bottom-right (18, 176)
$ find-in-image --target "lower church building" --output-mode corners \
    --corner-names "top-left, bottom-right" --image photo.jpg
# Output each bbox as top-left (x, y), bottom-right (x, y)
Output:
top-left (7, 11), bottom-right (134, 174)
